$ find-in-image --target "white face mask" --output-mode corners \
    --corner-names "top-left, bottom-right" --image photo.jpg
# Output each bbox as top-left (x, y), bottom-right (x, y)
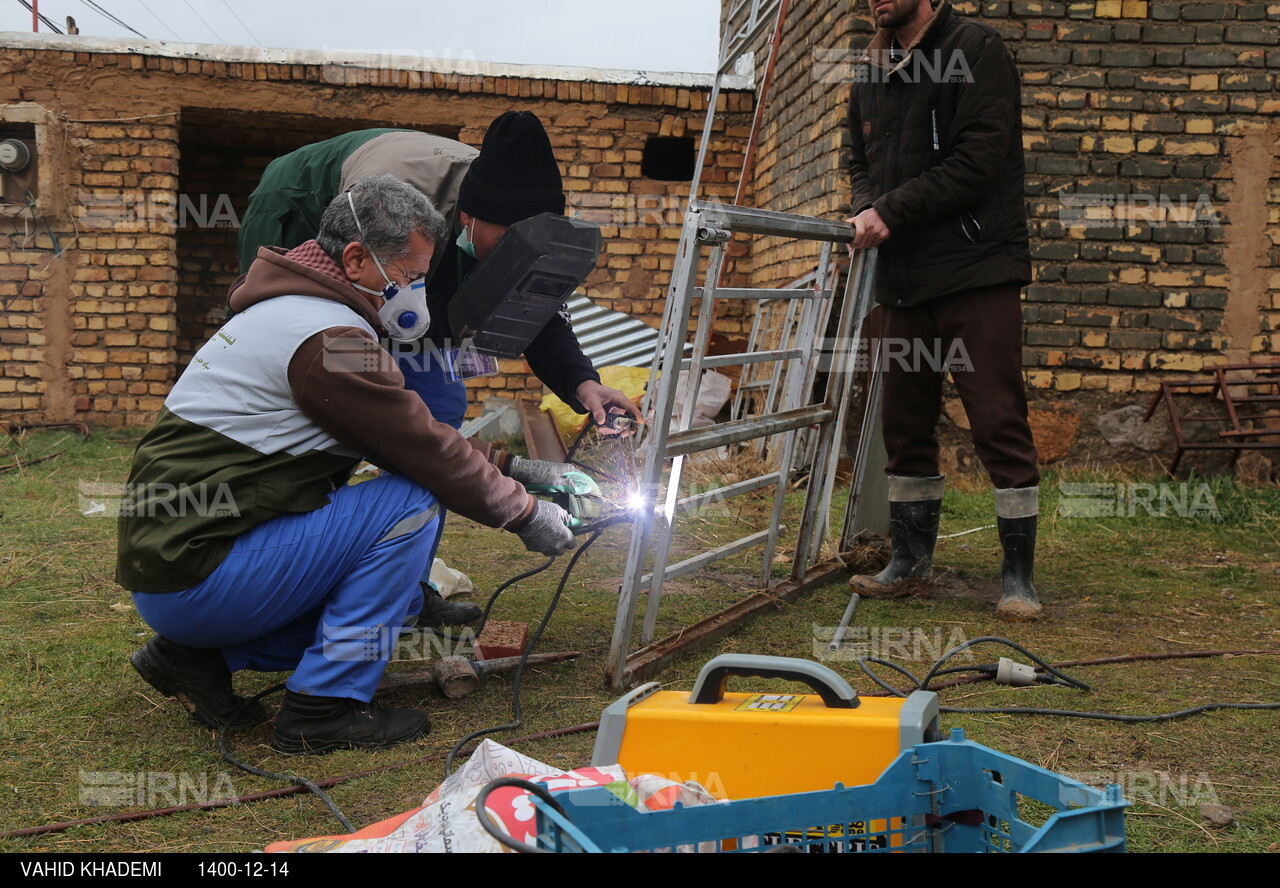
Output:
top-left (378, 278), bottom-right (432, 341)
top-left (346, 191), bottom-right (432, 341)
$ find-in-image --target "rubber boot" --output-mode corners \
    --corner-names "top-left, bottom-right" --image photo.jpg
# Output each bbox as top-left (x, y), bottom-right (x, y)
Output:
top-left (272, 690), bottom-right (430, 755)
top-left (416, 583), bottom-right (482, 628)
top-left (849, 475), bottom-right (943, 599)
top-left (130, 635), bottom-right (268, 730)
top-left (995, 486), bottom-right (1042, 622)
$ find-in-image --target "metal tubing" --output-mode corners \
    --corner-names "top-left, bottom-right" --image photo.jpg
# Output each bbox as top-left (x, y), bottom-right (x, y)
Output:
top-left (608, 214), bottom-right (704, 683)
top-left (640, 239), bottom-right (731, 644)
top-left (682, 348), bottom-right (803, 370)
top-left (693, 200), bottom-right (857, 242)
top-left (640, 527), bottom-right (782, 586)
top-left (664, 405), bottom-right (833, 457)
top-left (676, 471), bottom-right (782, 514)
top-left (697, 287), bottom-right (828, 301)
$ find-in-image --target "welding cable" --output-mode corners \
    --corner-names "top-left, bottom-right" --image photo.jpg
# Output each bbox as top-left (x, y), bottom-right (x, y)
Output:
top-left (855, 640), bottom-right (1280, 724)
top-left (444, 515), bottom-right (633, 776)
top-left (473, 777), bottom-right (566, 854)
top-left (920, 636), bottom-right (1091, 692)
top-left (217, 684), bottom-right (360, 833)
top-left (420, 555), bottom-right (556, 647)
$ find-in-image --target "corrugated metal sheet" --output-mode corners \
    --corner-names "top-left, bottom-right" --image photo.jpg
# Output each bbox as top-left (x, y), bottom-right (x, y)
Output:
top-left (565, 293), bottom-right (687, 369)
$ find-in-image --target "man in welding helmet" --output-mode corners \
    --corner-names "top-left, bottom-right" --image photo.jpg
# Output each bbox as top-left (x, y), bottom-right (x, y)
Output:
top-left (239, 112), bottom-right (640, 628)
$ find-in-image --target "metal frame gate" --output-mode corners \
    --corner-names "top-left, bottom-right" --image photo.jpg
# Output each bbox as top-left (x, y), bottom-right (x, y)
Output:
top-left (606, 201), bottom-right (878, 689)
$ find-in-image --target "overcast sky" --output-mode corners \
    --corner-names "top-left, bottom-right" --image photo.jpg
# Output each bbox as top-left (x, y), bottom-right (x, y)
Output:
top-left (1, 1), bottom-right (722, 73)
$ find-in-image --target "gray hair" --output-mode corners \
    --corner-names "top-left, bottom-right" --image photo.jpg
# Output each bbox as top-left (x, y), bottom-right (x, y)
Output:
top-left (316, 173), bottom-right (449, 265)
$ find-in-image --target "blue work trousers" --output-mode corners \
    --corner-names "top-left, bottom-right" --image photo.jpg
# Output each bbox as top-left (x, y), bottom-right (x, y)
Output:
top-left (132, 473), bottom-right (439, 701)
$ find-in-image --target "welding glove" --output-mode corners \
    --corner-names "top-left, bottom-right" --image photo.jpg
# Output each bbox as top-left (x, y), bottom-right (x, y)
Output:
top-left (513, 499), bottom-right (577, 557)
top-left (506, 457), bottom-right (602, 498)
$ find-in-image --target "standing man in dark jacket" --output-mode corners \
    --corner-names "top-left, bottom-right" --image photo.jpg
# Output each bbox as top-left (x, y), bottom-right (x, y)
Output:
top-left (845, 0), bottom-right (1042, 621)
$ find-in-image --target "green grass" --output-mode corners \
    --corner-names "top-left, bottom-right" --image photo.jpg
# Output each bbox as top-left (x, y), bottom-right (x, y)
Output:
top-left (1, 429), bottom-right (1278, 852)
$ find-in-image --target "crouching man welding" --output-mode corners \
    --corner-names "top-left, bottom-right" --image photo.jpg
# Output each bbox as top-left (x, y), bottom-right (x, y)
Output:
top-left (238, 110), bottom-right (641, 630)
top-left (118, 174), bottom-right (582, 754)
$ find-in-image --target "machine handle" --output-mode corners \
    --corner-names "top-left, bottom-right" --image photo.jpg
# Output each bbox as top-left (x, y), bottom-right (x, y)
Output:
top-left (688, 654), bottom-right (859, 709)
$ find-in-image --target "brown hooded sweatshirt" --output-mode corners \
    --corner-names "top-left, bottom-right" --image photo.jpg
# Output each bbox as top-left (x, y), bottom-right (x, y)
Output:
top-left (116, 241), bottom-right (533, 594)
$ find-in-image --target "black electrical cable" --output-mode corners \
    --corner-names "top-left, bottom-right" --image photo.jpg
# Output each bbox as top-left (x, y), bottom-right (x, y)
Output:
top-left (941, 702), bottom-right (1280, 723)
top-left (920, 636), bottom-right (1091, 692)
top-left (473, 777), bottom-right (567, 854)
top-left (856, 636), bottom-right (1280, 724)
top-left (217, 683), bottom-right (360, 833)
top-left (17, 0), bottom-right (64, 33)
top-left (80, 0), bottom-right (148, 38)
top-left (445, 515), bottom-right (632, 776)
top-left (419, 555), bottom-right (555, 647)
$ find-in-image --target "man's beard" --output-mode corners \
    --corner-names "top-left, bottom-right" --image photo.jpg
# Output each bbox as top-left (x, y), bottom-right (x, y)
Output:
top-left (873, 0), bottom-right (924, 31)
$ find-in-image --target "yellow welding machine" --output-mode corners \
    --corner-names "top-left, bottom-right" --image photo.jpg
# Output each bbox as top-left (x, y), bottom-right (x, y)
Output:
top-left (591, 655), bottom-right (940, 800)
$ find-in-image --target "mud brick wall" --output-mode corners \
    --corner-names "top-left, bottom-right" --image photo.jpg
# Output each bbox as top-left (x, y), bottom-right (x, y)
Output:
top-left (0, 38), bottom-right (751, 425)
top-left (729, 0), bottom-right (1280, 397)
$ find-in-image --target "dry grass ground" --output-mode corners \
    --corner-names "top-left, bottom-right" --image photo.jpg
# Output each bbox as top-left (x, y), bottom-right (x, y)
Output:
top-left (1, 428), bottom-right (1277, 853)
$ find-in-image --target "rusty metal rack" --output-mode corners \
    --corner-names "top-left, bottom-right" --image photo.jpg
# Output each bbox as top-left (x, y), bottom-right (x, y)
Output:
top-left (1143, 361), bottom-right (1280, 475)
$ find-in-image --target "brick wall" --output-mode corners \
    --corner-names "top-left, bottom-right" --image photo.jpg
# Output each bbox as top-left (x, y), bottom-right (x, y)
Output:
top-left (730, 0), bottom-right (1280, 396)
top-left (0, 39), bottom-right (751, 425)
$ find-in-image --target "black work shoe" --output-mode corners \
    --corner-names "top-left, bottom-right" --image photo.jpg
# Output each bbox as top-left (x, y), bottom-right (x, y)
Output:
top-left (130, 635), bottom-right (268, 729)
top-left (995, 514), bottom-right (1043, 622)
top-left (272, 690), bottom-right (430, 755)
top-left (849, 497), bottom-right (942, 599)
top-left (415, 583), bottom-right (482, 628)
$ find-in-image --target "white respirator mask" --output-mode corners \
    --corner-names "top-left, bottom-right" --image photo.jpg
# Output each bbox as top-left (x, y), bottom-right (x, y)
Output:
top-left (346, 191), bottom-right (433, 342)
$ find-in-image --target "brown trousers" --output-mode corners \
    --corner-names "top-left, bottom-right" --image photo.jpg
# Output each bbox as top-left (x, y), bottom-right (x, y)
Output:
top-left (871, 283), bottom-right (1039, 490)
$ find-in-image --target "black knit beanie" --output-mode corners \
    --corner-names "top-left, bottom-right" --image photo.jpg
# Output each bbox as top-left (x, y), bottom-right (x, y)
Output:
top-left (458, 111), bottom-right (566, 225)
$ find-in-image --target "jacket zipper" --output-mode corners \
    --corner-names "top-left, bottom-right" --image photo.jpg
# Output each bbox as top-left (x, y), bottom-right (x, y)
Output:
top-left (960, 211), bottom-right (982, 243)
top-left (930, 108), bottom-right (940, 151)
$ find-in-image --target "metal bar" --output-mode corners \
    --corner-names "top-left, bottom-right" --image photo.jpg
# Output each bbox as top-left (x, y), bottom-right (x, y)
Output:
top-left (640, 527), bottom-right (780, 586)
top-left (730, 299), bottom-right (770, 421)
top-left (614, 560), bottom-right (848, 689)
top-left (681, 348), bottom-right (803, 371)
top-left (686, 77), bottom-right (722, 205)
top-left (665, 405), bottom-right (833, 457)
top-left (518, 399), bottom-right (568, 463)
top-left (640, 241), bottom-right (731, 645)
top-left (693, 200), bottom-right (857, 242)
top-left (842, 343), bottom-right (886, 550)
top-left (798, 252), bottom-right (872, 571)
top-left (695, 287), bottom-right (828, 301)
top-left (675, 471), bottom-right (781, 514)
top-left (758, 242), bottom-right (832, 584)
top-left (719, 0), bottom-right (783, 75)
top-left (609, 214), bottom-right (705, 684)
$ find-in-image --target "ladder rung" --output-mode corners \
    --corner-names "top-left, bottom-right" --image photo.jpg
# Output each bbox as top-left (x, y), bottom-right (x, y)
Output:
top-left (696, 287), bottom-right (828, 301)
top-left (681, 348), bottom-right (803, 370)
top-left (676, 472), bottom-right (782, 514)
top-left (641, 527), bottom-right (783, 585)
top-left (665, 405), bottom-right (833, 456)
